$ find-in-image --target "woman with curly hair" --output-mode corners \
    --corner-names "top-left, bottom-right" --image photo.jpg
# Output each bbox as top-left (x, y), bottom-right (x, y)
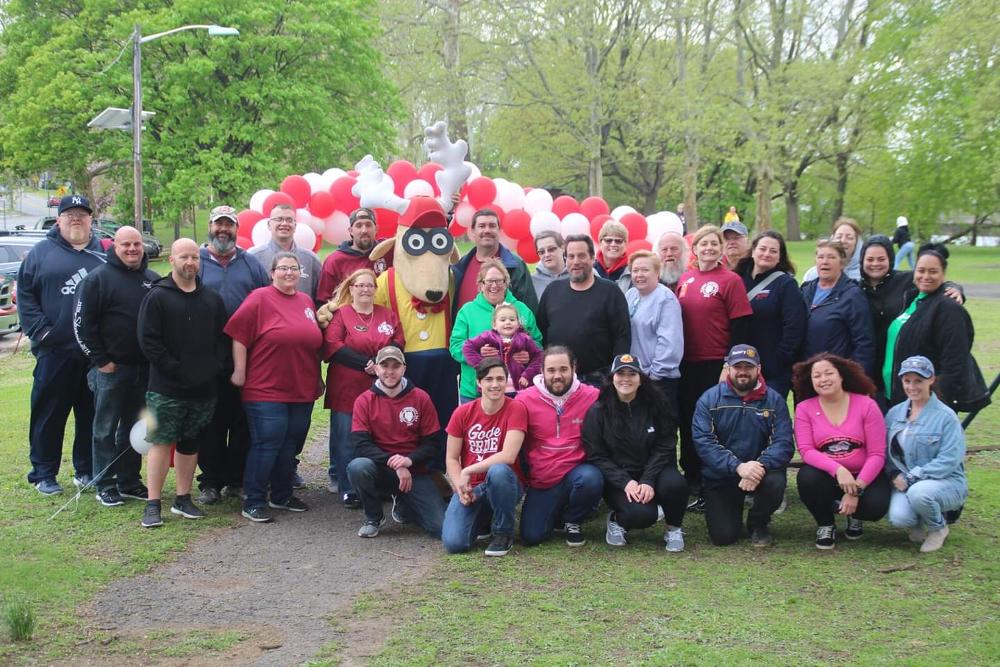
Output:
top-left (792, 353), bottom-right (890, 550)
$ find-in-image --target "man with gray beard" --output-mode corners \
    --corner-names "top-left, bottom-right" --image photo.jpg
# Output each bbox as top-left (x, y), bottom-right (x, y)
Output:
top-left (196, 205), bottom-right (270, 504)
top-left (657, 231), bottom-right (689, 290)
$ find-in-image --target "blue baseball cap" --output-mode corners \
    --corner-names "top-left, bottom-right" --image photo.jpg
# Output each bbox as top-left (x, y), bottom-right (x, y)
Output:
top-left (57, 194), bottom-right (92, 215)
top-left (721, 221), bottom-right (748, 237)
top-left (898, 355), bottom-right (934, 378)
top-left (726, 344), bottom-right (761, 367)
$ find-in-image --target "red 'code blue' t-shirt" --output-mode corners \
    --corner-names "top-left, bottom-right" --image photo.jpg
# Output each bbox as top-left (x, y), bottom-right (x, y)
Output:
top-left (446, 397), bottom-right (528, 488)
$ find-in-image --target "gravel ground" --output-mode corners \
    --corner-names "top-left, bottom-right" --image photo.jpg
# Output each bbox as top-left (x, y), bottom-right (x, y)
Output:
top-left (85, 435), bottom-right (441, 666)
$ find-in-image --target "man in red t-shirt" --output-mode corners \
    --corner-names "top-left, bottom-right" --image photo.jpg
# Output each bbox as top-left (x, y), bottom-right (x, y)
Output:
top-left (442, 357), bottom-right (527, 557)
top-left (347, 346), bottom-right (446, 539)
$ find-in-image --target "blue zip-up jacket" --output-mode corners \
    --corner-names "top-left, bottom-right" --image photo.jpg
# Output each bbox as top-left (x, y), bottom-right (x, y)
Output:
top-left (197, 246), bottom-right (270, 316)
top-left (885, 393), bottom-right (966, 489)
top-left (800, 273), bottom-right (875, 377)
top-left (16, 226), bottom-right (106, 354)
top-left (692, 381), bottom-right (794, 488)
top-left (452, 244), bottom-right (538, 314)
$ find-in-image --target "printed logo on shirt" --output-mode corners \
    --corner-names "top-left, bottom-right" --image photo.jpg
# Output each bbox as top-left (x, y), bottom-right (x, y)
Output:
top-left (678, 276), bottom-right (696, 299)
top-left (754, 290), bottom-right (771, 300)
top-left (142, 281), bottom-right (152, 290)
top-left (304, 308), bottom-right (316, 323)
top-left (818, 437), bottom-right (862, 458)
top-left (399, 406), bottom-right (419, 426)
top-left (467, 423), bottom-right (502, 461)
top-left (647, 425), bottom-right (655, 433)
top-left (61, 268), bottom-right (89, 295)
top-left (374, 258), bottom-right (387, 274)
top-left (377, 321), bottom-right (395, 336)
top-left (699, 281), bottom-right (720, 298)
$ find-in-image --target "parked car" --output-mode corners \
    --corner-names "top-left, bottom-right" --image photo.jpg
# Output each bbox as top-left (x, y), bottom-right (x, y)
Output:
top-left (47, 196), bottom-right (61, 208)
top-left (31, 217), bottom-right (162, 258)
top-left (0, 273), bottom-right (17, 336)
top-left (0, 230), bottom-right (48, 337)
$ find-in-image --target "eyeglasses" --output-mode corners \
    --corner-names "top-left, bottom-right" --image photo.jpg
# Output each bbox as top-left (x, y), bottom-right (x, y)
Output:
top-left (481, 278), bottom-right (507, 286)
top-left (274, 266), bottom-right (301, 273)
top-left (601, 237), bottom-right (626, 245)
top-left (60, 211), bottom-right (91, 221)
top-left (537, 246), bottom-right (562, 255)
top-left (351, 283), bottom-right (376, 290)
top-left (270, 216), bottom-right (295, 224)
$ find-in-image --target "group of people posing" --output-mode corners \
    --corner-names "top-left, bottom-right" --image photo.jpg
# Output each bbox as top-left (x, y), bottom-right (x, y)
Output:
top-left (18, 196), bottom-right (987, 557)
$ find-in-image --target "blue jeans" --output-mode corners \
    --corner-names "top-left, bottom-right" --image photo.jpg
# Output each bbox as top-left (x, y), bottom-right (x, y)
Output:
top-left (27, 349), bottom-right (94, 483)
top-left (520, 463), bottom-right (603, 546)
top-left (347, 457), bottom-right (446, 538)
top-left (328, 411), bottom-right (354, 495)
top-left (888, 479), bottom-right (967, 531)
top-left (442, 463), bottom-right (523, 553)
top-left (894, 241), bottom-right (915, 269)
top-left (243, 402), bottom-right (312, 510)
top-left (88, 365), bottom-right (146, 492)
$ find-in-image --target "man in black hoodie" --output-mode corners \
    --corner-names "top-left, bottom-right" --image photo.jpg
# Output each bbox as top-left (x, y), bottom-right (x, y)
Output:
top-left (74, 227), bottom-right (159, 507)
top-left (137, 238), bottom-right (228, 528)
top-left (18, 195), bottom-right (106, 495)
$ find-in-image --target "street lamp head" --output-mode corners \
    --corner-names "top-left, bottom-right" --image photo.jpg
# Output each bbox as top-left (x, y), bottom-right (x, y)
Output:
top-left (207, 25), bottom-right (239, 37)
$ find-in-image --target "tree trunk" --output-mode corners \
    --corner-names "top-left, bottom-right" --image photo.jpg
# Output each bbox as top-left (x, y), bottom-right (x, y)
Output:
top-left (755, 163), bottom-right (772, 230)
top-left (784, 179), bottom-right (800, 240)
top-left (832, 152), bottom-right (849, 222)
top-left (683, 135), bottom-right (699, 229)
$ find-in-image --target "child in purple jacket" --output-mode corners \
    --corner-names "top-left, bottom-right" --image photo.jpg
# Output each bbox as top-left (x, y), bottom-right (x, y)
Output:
top-left (463, 303), bottom-right (543, 394)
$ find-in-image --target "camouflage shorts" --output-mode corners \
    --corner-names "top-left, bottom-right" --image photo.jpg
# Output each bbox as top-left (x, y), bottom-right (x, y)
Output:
top-left (145, 392), bottom-right (216, 455)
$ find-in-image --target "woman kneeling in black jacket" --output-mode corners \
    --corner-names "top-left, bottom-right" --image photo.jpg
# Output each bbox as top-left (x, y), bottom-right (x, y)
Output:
top-left (582, 354), bottom-right (688, 552)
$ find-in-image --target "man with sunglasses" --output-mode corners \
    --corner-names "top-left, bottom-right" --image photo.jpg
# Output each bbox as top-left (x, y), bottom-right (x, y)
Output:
top-left (530, 231), bottom-right (569, 301)
top-left (248, 203), bottom-right (322, 301)
top-left (316, 207), bottom-right (393, 305)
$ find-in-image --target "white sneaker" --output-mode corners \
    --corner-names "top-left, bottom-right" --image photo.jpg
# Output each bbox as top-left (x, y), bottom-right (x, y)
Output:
top-left (605, 512), bottom-right (627, 546)
top-left (664, 527), bottom-right (685, 553)
top-left (920, 525), bottom-right (949, 553)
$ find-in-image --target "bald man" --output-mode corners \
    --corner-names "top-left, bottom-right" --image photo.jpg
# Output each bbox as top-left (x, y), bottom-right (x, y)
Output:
top-left (657, 232), bottom-right (689, 290)
top-left (74, 226), bottom-right (160, 506)
top-left (136, 238), bottom-right (228, 528)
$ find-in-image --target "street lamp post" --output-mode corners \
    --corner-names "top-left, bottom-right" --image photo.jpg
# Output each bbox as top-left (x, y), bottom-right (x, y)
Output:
top-left (130, 24), bottom-right (239, 229)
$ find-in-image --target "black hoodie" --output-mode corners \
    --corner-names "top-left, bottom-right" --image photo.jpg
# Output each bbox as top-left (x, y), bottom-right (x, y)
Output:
top-left (137, 273), bottom-right (229, 399)
top-left (74, 249), bottom-right (160, 367)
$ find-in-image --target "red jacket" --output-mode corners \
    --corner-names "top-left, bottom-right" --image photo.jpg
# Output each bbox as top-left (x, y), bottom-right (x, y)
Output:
top-left (515, 377), bottom-right (599, 489)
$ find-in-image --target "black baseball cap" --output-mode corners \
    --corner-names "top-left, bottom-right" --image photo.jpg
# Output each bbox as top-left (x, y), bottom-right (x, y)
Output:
top-left (57, 195), bottom-right (92, 215)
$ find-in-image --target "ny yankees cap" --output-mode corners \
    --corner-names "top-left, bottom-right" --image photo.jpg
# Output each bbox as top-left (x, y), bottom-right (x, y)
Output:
top-left (57, 195), bottom-right (92, 215)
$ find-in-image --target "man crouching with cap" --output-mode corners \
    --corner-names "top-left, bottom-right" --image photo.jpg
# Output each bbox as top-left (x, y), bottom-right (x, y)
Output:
top-left (692, 345), bottom-right (794, 547)
top-left (347, 346), bottom-right (447, 539)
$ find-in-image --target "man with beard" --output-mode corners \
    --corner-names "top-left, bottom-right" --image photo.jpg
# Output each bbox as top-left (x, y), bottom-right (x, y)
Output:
top-left (74, 226), bottom-right (159, 506)
top-left (515, 345), bottom-right (602, 547)
top-left (657, 231), bottom-right (689, 290)
top-left (536, 235), bottom-right (630, 386)
top-left (530, 231), bottom-right (569, 300)
top-left (196, 205), bottom-right (270, 504)
top-left (692, 345), bottom-right (793, 547)
top-left (453, 209), bottom-right (537, 312)
top-left (721, 221), bottom-right (750, 270)
top-left (249, 203), bottom-right (322, 301)
top-left (316, 208), bottom-right (391, 305)
top-left (18, 195), bottom-right (105, 495)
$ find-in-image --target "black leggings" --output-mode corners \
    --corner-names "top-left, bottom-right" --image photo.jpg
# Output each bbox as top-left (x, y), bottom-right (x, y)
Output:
top-left (795, 464), bottom-right (891, 526)
top-left (604, 467), bottom-right (688, 529)
top-left (677, 359), bottom-right (724, 490)
top-left (703, 469), bottom-right (787, 546)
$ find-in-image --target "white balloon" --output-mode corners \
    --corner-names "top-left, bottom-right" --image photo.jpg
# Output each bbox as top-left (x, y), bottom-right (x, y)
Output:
top-left (529, 210), bottom-right (562, 238)
top-left (129, 418), bottom-right (153, 456)
top-left (249, 189), bottom-right (274, 214)
top-left (403, 179), bottom-right (434, 199)
top-left (251, 219), bottom-right (271, 248)
top-left (296, 208), bottom-right (323, 234)
top-left (494, 180), bottom-right (526, 212)
top-left (464, 161), bottom-right (481, 183)
top-left (656, 211), bottom-right (685, 236)
top-left (293, 223), bottom-right (317, 250)
top-left (524, 188), bottom-right (554, 216)
top-left (611, 205), bottom-right (637, 221)
top-left (322, 167), bottom-right (347, 184)
top-left (453, 202), bottom-right (475, 228)
top-left (323, 211), bottom-right (350, 245)
top-left (645, 212), bottom-right (671, 244)
top-left (561, 212), bottom-right (590, 237)
top-left (303, 172), bottom-right (323, 194)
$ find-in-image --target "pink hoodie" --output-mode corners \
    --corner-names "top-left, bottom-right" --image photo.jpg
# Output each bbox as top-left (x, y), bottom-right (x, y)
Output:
top-left (515, 375), bottom-right (599, 489)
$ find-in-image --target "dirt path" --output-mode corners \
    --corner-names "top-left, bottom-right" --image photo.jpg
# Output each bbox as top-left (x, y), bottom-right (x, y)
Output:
top-left (82, 433), bottom-right (440, 666)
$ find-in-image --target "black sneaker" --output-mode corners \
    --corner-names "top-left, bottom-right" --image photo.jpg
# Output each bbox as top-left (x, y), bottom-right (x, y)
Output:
top-left (390, 495), bottom-right (410, 524)
top-left (119, 484), bottom-right (149, 500)
top-left (196, 486), bottom-right (221, 505)
top-left (686, 496), bottom-right (706, 513)
top-left (73, 473), bottom-right (93, 489)
top-left (269, 496), bottom-right (309, 512)
top-left (484, 533), bottom-right (514, 557)
top-left (95, 488), bottom-right (124, 507)
top-left (844, 516), bottom-right (863, 540)
top-left (241, 506), bottom-right (273, 523)
top-left (170, 495), bottom-right (205, 519)
top-left (815, 524), bottom-right (836, 550)
top-left (342, 493), bottom-right (361, 509)
top-left (141, 502), bottom-right (163, 528)
top-left (749, 526), bottom-right (773, 548)
top-left (564, 522), bottom-right (585, 547)
top-left (291, 472), bottom-right (306, 490)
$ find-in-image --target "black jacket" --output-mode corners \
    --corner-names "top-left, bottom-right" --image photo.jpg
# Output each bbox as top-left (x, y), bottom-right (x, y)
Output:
top-left (74, 250), bottom-right (159, 367)
top-left (137, 274), bottom-right (229, 400)
top-left (582, 390), bottom-right (677, 489)
top-left (800, 274), bottom-right (876, 378)
top-left (887, 285), bottom-right (990, 413)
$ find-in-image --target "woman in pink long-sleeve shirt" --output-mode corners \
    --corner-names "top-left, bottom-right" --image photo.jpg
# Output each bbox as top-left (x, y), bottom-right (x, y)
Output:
top-left (793, 353), bottom-right (890, 550)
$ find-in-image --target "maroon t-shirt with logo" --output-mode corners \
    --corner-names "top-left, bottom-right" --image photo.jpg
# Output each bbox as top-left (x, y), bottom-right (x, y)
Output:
top-left (351, 385), bottom-right (440, 471)
top-left (446, 397), bottom-right (528, 488)
top-left (676, 265), bottom-right (752, 362)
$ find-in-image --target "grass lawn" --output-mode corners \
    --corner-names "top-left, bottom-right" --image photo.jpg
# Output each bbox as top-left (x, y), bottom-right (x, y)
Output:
top-left (0, 244), bottom-right (997, 663)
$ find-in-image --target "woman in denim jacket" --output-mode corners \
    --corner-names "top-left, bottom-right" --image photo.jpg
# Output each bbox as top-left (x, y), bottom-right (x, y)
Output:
top-left (885, 356), bottom-right (967, 553)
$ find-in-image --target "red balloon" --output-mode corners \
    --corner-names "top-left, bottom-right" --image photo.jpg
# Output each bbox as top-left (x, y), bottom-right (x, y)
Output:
top-left (236, 236), bottom-right (253, 250)
top-left (417, 163), bottom-right (444, 196)
top-left (517, 237), bottom-right (540, 264)
top-left (449, 219), bottom-right (468, 238)
top-left (376, 208), bottom-right (399, 238)
top-left (329, 176), bottom-right (360, 213)
top-left (579, 196), bottom-right (610, 221)
top-left (386, 160), bottom-right (418, 197)
top-left (620, 212), bottom-right (648, 242)
top-left (312, 234), bottom-right (323, 253)
top-left (503, 209), bottom-right (532, 241)
top-left (309, 191), bottom-right (336, 219)
top-left (262, 191), bottom-right (295, 217)
top-left (237, 209), bottom-right (263, 230)
top-left (280, 175), bottom-right (311, 209)
top-left (626, 239), bottom-right (652, 256)
top-left (552, 195), bottom-right (580, 220)
top-left (466, 177), bottom-right (497, 209)
top-left (590, 213), bottom-right (614, 240)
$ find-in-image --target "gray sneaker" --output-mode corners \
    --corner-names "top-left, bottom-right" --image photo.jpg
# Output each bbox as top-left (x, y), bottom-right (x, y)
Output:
top-left (920, 525), bottom-right (950, 553)
top-left (141, 502), bottom-right (163, 528)
top-left (358, 517), bottom-right (386, 538)
top-left (34, 479), bottom-right (64, 496)
top-left (664, 527), bottom-right (685, 553)
top-left (196, 487), bottom-right (221, 505)
top-left (605, 512), bottom-right (627, 547)
top-left (170, 495), bottom-right (205, 519)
